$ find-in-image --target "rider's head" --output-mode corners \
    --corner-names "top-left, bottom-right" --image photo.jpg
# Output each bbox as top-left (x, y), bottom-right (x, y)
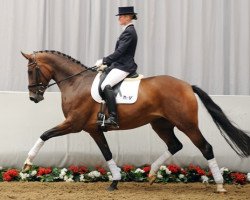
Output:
top-left (116, 6), bottom-right (137, 26)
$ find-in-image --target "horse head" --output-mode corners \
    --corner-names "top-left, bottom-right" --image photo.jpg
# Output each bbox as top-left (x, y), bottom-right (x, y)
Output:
top-left (21, 52), bottom-right (53, 103)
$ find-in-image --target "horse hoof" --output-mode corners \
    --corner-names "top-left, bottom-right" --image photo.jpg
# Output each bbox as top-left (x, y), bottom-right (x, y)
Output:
top-left (148, 174), bottom-right (157, 185)
top-left (22, 164), bottom-right (32, 172)
top-left (216, 189), bottom-right (227, 194)
top-left (215, 184), bottom-right (227, 193)
top-left (107, 180), bottom-right (119, 191)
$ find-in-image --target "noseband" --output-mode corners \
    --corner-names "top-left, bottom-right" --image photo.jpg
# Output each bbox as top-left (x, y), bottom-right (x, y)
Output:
top-left (28, 54), bottom-right (50, 95)
top-left (28, 52), bottom-right (98, 95)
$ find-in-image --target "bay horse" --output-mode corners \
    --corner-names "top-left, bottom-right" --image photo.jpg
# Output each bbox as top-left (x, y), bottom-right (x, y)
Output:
top-left (21, 51), bottom-right (250, 192)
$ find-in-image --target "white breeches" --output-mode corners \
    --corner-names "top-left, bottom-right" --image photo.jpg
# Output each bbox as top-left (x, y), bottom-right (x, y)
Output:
top-left (101, 68), bottom-right (129, 91)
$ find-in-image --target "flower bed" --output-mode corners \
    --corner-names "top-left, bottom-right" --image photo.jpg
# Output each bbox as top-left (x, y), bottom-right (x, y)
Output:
top-left (0, 164), bottom-right (249, 185)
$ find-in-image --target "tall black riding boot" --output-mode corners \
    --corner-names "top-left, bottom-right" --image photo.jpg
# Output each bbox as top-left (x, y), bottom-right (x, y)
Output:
top-left (103, 85), bottom-right (119, 128)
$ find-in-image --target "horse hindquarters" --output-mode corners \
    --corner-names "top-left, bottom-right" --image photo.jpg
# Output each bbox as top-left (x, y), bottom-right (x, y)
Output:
top-left (155, 83), bottom-right (226, 192)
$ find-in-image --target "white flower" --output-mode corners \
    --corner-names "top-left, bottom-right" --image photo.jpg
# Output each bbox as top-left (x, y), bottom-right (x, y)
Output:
top-left (63, 175), bottom-right (69, 181)
top-left (157, 171), bottom-right (163, 179)
top-left (80, 174), bottom-right (86, 182)
top-left (106, 172), bottom-right (113, 181)
top-left (108, 175), bottom-right (113, 181)
top-left (65, 177), bottom-right (74, 182)
top-left (64, 174), bottom-right (73, 181)
top-left (247, 173), bottom-right (250, 182)
top-left (201, 175), bottom-right (209, 183)
top-left (135, 168), bottom-right (144, 173)
top-left (93, 170), bottom-right (101, 177)
top-left (19, 172), bottom-right (30, 180)
top-left (178, 174), bottom-right (185, 179)
top-left (160, 166), bottom-right (166, 171)
top-left (59, 174), bottom-right (64, 179)
top-left (220, 167), bottom-right (229, 174)
top-left (60, 171), bottom-right (66, 176)
top-left (59, 168), bottom-right (68, 179)
top-left (165, 168), bottom-right (172, 175)
top-left (31, 170), bottom-right (37, 176)
top-left (0, 166), bottom-right (3, 170)
top-left (88, 171), bottom-right (101, 179)
top-left (61, 168), bottom-right (68, 173)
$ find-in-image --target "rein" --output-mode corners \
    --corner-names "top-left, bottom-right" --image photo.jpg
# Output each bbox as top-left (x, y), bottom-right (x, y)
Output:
top-left (28, 52), bottom-right (98, 94)
top-left (46, 66), bottom-right (98, 88)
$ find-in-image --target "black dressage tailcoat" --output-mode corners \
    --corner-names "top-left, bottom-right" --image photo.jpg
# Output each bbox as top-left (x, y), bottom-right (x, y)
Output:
top-left (103, 24), bottom-right (138, 73)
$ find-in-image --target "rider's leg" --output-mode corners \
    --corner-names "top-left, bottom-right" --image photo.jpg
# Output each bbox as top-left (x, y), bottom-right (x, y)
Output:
top-left (101, 68), bottom-right (129, 127)
top-left (101, 68), bottom-right (129, 90)
top-left (102, 85), bottom-right (119, 126)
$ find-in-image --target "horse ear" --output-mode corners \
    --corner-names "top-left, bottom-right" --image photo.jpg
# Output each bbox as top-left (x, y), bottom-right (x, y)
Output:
top-left (21, 51), bottom-right (31, 60)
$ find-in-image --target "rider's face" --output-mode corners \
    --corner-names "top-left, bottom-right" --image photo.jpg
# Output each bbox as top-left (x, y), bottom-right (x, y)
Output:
top-left (118, 15), bottom-right (132, 26)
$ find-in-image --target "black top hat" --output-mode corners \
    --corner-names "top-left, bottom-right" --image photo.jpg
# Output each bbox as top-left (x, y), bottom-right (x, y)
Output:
top-left (116, 6), bottom-right (137, 19)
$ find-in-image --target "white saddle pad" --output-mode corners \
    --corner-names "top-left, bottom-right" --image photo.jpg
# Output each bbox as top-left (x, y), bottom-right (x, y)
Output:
top-left (91, 72), bottom-right (143, 104)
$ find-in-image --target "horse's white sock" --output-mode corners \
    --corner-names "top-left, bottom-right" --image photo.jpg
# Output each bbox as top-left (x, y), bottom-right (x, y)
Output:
top-left (26, 138), bottom-right (45, 163)
top-left (150, 151), bottom-right (172, 174)
top-left (107, 159), bottom-right (121, 181)
top-left (208, 158), bottom-right (223, 184)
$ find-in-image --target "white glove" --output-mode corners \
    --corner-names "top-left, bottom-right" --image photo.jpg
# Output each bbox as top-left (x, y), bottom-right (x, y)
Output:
top-left (95, 59), bottom-right (103, 67)
top-left (97, 64), bottom-right (108, 72)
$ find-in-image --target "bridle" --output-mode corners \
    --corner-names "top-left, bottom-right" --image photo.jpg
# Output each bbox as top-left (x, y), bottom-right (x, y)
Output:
top-left (27, 52), bottom-right (97, 95)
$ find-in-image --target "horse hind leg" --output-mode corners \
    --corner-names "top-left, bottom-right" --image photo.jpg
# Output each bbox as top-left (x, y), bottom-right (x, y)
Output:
top-left (180, 124), bottom-right (227, 193)
top-left (149, 118), bottom-right (183, 184)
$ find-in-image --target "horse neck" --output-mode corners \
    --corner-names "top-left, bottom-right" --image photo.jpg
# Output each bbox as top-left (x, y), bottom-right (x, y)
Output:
top-left (40, 53), bottom-right (94, 93)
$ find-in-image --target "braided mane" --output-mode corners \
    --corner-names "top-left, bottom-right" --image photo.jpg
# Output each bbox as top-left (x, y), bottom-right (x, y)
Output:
top-left (34, 50), bottom-right (85, 67)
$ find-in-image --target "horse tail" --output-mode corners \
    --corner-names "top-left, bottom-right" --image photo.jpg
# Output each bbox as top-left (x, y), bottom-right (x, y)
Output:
top-left (192, 85), bottom-right (250, 157)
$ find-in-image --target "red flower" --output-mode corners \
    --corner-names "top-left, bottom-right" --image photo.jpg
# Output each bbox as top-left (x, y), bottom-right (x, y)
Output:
top-left (78, 166), bottom-right (88, 174)
top-left (68, 165), bottom-right (79, 174)
top-left (7, 169), bottom-right (19, 177)
top-left (37, 167), bottom-right (52, 176)
top-left (196, 168), bottom-right (205, 176)
top-left (3, 169), bottom-right (19, 181)
top-left (3, 174), bottom-right (12, 181)
top-left (143, 166), bottom-right (151, 173)
top-left (207, 171), bottom-right (212, 177)
top-left (181, 169), bottom-right (187, 175)
top-left (96, 166), bottom-right (107, 175)
top-left (231, 172), bottom-right (247, 185)
top-left (188, 164), bottom-right (205, 175)
top-left (188, 164), bottom-right (197, 170)
top-left (168, 164), bottom-right (181, 174)
top-left (122, 165), bottom-right (134, 173)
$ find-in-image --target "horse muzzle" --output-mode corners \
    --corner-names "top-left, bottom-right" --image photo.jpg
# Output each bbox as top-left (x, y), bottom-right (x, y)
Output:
top-left (29, 92), bottom-right (44, 103)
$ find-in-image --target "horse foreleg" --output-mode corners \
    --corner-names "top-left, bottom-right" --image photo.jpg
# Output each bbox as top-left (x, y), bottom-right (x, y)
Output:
top-left (91, 130), bottom-right (120, 191)
top-left (23, 120), bottom-right (73, 171)
top-left (23, 138), bottom-right (45, 171)
top-left (149, 118), bottom-right (183, 184)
